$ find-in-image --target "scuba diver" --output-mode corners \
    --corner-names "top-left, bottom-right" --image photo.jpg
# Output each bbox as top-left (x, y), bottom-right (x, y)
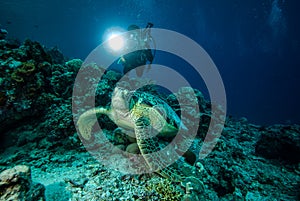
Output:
top-left (118, 22), bottom-right (155, 77)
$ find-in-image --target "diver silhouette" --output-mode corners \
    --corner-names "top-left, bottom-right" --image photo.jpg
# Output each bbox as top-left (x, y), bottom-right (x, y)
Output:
top-left (118, 23), bottom-right (155, 77)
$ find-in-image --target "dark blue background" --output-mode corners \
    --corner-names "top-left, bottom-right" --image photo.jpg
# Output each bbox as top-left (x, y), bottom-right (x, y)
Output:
top-left (1, 0), bottom-right (299, 125)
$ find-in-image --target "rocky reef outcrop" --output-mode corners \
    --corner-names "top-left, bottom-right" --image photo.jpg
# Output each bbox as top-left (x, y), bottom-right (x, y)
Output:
top-left (0, 34), bottom-right (299, 200)
top-left (0, 165), bottom-right (45, 200)
top-left (0, 36), bottom-right (79, 148)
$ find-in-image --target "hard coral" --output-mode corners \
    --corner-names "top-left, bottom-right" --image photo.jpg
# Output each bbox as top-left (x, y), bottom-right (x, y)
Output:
top-left (11, 61), bottom-right (36, 83)
top-left (11, 71), bottom-right (24, 82)
top-left (21, 39), bottom-right (52, 63)
top-left (0, 39), bottom-right (77, 137)
top-left (19, 61), bottom-right (36, 75)
top-left (146, 178), bottom-right (184, 200)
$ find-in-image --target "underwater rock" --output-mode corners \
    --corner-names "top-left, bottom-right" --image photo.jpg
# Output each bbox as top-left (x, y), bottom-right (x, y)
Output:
top-left (255, 124), bottom-right (300, 164)
top-left (0, 40), bottom-right (80, 127)
top-left (0, 41), bottom-right (53, 129)
top-left (5, 39), bottom-right (21, 49)
top-left (0, 39), bottom-right (84, 150)
top-left (167, 86), bottom-right (212, 139)
top-left (39, 103), bottom-right (77, 148)
top-left (0, 165), bottom-right (45, 201)
top-left (46, 46), bottom-right (65, 64)
top-left (18, 39), bottom-right (52, 63)
top-left (0, 29), bottom-right (8, 40)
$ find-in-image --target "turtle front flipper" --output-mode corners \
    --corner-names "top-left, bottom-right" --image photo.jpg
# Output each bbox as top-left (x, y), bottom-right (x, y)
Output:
top-left (134, 116), bottom-right (185, 182)
top-left (77, 107), bottom-right (109, 140)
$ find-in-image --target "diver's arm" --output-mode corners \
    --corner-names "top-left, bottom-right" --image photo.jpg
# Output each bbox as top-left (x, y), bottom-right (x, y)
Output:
top-left (142, 22), bottom-right (153, 41)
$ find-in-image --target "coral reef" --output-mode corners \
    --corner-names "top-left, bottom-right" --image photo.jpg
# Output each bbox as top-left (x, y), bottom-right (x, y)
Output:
top-left (255, 124), bottom-right (300, 164)
top-left (0, 36), bottom-right (299, 200)
top-left (145, 177), bottom-right (184, 200)
top-left (0, 38), bottom-right (80, 147)
top-left (0, 29), bottom-right (8, 40)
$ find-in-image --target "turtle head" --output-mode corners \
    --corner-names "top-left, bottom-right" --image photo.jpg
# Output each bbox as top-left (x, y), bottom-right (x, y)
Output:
top-left (111, 87), bottom-right (136, 111)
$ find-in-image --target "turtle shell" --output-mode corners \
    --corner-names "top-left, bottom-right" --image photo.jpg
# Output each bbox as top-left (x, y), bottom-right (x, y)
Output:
top-left (128, 90), bottom-right (186, 137)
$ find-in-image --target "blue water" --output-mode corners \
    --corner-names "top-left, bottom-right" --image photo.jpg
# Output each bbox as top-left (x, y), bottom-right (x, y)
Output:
top-left (0, 0), bottom-right (299, 125)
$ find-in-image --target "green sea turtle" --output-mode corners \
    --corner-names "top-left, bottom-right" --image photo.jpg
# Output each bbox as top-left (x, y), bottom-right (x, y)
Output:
top-left (77, 86), bottom-right (196, 182)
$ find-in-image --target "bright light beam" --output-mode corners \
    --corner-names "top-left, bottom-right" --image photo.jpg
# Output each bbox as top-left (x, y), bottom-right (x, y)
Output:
top-left (107, 33), bottom-right (125, 51)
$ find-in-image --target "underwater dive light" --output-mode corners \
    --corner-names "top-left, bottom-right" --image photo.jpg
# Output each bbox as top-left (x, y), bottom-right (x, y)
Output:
top-left (107, 32), bottom-right (125, 51)
top-left (102, 26), bottom-right (126, 52)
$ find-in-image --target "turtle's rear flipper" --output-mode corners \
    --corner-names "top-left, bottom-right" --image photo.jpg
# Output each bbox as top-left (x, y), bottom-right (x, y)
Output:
top-left (134, 117), bottom-right (185, 182)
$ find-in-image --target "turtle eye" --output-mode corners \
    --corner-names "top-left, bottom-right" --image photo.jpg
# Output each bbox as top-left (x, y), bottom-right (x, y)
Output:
top-left (121, 91), bottom-right (135, 108)
top-left (121, 91), bottom-right (127, 98)
top-left (128, 96), bottom-right (136, 110)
